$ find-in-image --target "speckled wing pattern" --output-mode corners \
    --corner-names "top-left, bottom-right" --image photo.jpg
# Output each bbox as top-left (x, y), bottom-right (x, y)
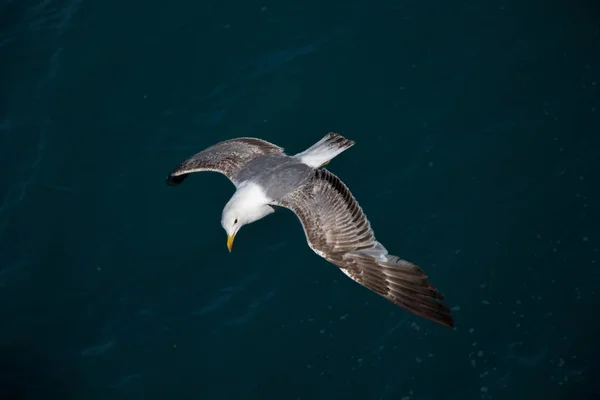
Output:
top-left (166, 137), bottom-right (284, 187)
top-left (273, 168), bottom-right (455, 328)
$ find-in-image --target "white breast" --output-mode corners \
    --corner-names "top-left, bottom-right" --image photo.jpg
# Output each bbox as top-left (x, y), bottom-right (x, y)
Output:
top-left (235, 182), bottom-right (272, 205)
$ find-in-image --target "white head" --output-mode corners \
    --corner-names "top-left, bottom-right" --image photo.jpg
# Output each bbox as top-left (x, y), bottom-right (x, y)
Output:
top-left (220, 184), bottom-right (275, 252)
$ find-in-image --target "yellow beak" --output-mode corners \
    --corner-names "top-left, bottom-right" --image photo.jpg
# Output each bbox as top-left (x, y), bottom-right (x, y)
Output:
top-left (227, 232), bottom-right (236, 252)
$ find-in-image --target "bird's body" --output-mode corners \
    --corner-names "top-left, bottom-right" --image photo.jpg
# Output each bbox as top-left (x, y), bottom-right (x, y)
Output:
top-left (237, 154), bottom-right (313, 200)
top-left (166, 133), bottom-right (455, 328)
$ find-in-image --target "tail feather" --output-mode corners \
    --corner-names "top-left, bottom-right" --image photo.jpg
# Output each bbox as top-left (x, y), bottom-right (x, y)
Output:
top-left (294, 132), bottom-right (355, 168)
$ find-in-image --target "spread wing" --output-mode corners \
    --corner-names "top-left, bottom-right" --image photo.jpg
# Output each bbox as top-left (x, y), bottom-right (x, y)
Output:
top-left (273, 168), bottom-right (455, 328)
top-left (166, 137), bottom-right (284, 187)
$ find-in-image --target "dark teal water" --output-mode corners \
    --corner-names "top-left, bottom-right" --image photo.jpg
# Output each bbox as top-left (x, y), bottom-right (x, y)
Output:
top-left (1, 0), bottom-right (599, 399)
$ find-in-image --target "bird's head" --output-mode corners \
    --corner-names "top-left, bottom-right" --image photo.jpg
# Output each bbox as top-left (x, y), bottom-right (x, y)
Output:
top-left (221, 195), bottom-right (276, 252)
top-left (221, 204), bottom-right (245, 253)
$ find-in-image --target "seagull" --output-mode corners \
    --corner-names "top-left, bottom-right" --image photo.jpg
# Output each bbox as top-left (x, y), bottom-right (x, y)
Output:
top-left (166, 133), bottom-right (455, 328)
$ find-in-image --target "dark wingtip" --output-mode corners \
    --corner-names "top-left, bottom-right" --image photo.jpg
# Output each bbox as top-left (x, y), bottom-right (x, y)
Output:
top-left (166, 173), bottom-right (189, 186)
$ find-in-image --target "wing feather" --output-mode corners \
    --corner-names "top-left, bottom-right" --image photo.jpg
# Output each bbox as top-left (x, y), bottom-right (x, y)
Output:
top-left (273, 168), bottom-right (455, 328)
top-left (166, 137), bottom-right (284, 187)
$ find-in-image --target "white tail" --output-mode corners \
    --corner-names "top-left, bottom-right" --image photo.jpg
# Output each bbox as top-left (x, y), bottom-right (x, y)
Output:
top-left (293, 132), bottom-right (355, 168)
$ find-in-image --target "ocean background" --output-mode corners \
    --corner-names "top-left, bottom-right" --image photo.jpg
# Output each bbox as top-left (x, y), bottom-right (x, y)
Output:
top-left (1, 0), bottom-right (599, 399)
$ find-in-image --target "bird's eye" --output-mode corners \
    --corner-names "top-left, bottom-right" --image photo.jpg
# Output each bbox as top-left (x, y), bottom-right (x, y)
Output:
top-left (234, 219), bottom-right (238, 224)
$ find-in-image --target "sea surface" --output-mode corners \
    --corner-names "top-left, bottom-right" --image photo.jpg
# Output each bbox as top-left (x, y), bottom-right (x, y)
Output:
top-left (1, 0), bottom-right (599, 399)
